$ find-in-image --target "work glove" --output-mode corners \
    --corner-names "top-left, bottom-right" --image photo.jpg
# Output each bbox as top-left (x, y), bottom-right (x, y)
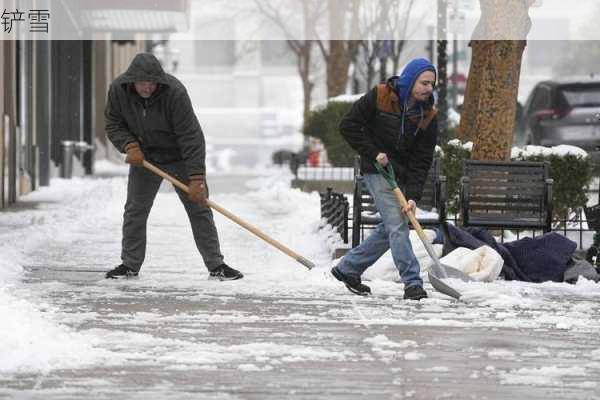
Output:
top-left (188, 174), bottom-right (207, 205)
top-left (124, 142), bottom-right (144, 166)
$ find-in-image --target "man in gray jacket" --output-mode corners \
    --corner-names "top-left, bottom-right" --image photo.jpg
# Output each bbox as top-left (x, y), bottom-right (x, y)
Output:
top-left (104, 53), bottom-right (243, 281)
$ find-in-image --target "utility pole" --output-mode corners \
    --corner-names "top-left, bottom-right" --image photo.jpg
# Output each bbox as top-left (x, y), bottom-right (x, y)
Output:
top-left (452, 38), bottom-right (458, 109)
top-left (437, 0), bottom-right (449, 144)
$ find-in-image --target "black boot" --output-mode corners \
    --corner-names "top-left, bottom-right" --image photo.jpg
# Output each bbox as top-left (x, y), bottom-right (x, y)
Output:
top-left (403, 285), bottom-right (428, 300)
top-left (331, 267), bottom-right (371, 296)
top-left (105, 264), bottom-right (138, 279)
top-left (209, 264), bottom-right (244, 281)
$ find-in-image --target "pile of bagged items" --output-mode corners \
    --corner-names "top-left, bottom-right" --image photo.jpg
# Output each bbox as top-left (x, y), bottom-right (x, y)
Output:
top-left (433, 222), bottom-right (600, 283)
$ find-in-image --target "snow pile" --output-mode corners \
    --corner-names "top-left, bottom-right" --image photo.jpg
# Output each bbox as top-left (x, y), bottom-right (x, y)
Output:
top-left (0, 286), bottom-right (114, 374)
top-left (0, 175), bottom-right (122, 375)
top-left (443, 139), bottom-right (589, 159)
top-left (512, 144), bottom-right (589, 159)
top-left (0, 246), bottom-right (23, 284)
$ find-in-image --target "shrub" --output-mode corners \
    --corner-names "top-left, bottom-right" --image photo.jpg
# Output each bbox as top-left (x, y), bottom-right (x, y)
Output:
top-left (303, 101), bottom-right (355, 167)
top-left (513, 152), bottom-right (593, 219)
top-left (437, 141), bottom-right (471, 215)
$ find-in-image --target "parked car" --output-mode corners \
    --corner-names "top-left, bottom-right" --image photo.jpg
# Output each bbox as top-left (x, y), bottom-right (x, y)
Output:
top-left (516, 77), bottom-right (600, 159)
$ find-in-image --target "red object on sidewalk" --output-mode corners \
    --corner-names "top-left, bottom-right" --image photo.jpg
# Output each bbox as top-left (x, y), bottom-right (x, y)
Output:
top-left (308, 150), bottom-right (320, 167)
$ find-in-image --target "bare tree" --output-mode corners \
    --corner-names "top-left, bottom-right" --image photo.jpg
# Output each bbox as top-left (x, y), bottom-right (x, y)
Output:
top-left (255, 0), bottom-right (416, 105)
top-left (313, 0), bottom-right (362, 98)
top-left (354, 0), bottom-right (415, 89)
top-left (254, 0), bottom-right (325, 125)
top-left (458, 0), bottom-right (534, 161)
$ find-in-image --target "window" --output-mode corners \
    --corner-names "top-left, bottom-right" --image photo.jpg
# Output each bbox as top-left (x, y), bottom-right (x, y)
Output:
top-left (529, 87), bottom-right (551, 112)
top-left (559, 84), bottom-right (600, 108)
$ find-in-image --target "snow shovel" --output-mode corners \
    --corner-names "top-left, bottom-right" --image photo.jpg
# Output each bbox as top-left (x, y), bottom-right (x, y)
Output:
top-left (142, 161), bottom-right (315, 270)
top-left (374, 163), bottom-right (473, 300)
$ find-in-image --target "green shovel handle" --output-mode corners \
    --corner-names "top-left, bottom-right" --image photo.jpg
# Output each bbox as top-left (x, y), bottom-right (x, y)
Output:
top-left (374, 162), bottom-right (397, 189)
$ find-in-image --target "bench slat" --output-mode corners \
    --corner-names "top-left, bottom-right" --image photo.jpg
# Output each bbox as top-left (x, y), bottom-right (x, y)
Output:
top-left (460, 160), bottom-right (552, 233)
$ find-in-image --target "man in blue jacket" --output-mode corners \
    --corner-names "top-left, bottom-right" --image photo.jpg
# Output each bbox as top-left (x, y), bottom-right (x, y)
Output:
top-left (332, 58), bottom-right (438, 300)
top-left (104, 53), bottom-right (243, 281)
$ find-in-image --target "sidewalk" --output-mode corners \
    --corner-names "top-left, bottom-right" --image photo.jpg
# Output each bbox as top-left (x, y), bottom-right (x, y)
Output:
top-left (1, 162), bottom-right (600, 400)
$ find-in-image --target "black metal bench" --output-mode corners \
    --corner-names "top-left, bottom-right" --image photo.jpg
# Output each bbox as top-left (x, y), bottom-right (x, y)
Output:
top-left (320, 188), bottom-right (349, 244)
top-left (460, 160), bottom-right (554, 233)
top-left (351, 156), bottom-right (447, 247)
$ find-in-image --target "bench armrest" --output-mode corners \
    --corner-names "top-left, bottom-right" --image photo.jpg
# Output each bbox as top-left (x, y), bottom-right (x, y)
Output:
top-left (460, 176), bottom-right (470, 226)
top-left (437, 175), bottom-right (448, 224)
top-left (545, 178), bottom-right (554, 232)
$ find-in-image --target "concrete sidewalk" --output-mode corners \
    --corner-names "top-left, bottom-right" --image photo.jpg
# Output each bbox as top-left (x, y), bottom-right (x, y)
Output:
top-left (1, 174), bottom-right (600, 400)
top-left (4, 267), bottom-right (600, 400)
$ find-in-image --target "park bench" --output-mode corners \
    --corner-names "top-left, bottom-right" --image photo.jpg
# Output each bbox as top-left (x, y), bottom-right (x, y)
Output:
top-left (460, 160), bottom-right (554, 234)
top-left (351, 156), bottom-right (447, 247)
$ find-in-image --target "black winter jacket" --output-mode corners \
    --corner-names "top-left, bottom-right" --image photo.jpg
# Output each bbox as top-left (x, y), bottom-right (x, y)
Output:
top-left (340, 81), bottom-right (438, 202)
top-left (105, 53), bottom-right (206, 175)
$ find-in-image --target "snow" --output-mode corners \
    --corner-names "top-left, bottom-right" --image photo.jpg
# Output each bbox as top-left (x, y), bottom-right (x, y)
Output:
top-left (0, 291), bottom-right (116, 374)
top-left (499, 366), bottom-right (589, 386)
top-left (296, 166), bottom-right (355, 181)
top-left (312, 93), bottom-right (364, 111)
top-left (1, 160), bottom-right (600, 396)
top-left (512, 144), bottom-right (590, 159)
top-left (0, 174), bottom-right (126, 374)
top-left (445, 139), bottom-right (590, 159)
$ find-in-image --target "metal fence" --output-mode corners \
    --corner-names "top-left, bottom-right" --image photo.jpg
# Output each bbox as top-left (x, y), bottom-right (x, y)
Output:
top-left (350, 185), bottom-right (600, 251)
top-left (312, 168), bottom-right (600, 252)
top-left (319, 188), bottom-right (349, 244)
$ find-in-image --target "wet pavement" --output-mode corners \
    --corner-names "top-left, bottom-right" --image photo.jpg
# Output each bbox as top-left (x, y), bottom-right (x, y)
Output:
top-left (1, 173), bottom-right (600, 400)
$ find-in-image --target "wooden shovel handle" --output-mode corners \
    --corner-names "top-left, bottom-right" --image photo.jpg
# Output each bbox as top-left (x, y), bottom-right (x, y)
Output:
top-left (142, 161), bottom-right (315, 270)
top-left (392, 187), bottom-right (430, 244)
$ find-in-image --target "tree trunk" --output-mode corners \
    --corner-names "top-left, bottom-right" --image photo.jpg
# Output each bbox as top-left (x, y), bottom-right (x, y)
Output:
top-left (295, 40), bottom-right (314, 129)
top-left (460, 0), bottom-right (532, 160)
top-left (458, 40), bottom-right (489, 142)
top-left (379, 55), bottom-right (387, 84)
top-left (327, 40), bottom-right (352, 97)
top-left (325, 0), bottom-right (360, 97)
top-left (471, 40), bottom-right (526, 160)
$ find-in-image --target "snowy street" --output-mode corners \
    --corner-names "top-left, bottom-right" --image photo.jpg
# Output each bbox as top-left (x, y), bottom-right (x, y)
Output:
top-left (1, 162), bottom-right (600, 400)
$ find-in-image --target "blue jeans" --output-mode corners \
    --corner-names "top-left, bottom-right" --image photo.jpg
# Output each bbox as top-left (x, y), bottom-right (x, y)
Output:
top-left (337, 173), bottom-right (423, 288)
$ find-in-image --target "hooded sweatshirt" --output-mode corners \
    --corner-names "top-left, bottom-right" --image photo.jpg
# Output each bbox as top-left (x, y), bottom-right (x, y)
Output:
top-left (340, 58), bottom-right (438, 202)
top-left (105, 53), bottom-right (206, 175)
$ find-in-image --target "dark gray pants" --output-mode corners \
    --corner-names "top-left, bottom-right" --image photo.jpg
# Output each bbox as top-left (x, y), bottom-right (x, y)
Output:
top-left (121, 162), bottom-right (224, 272)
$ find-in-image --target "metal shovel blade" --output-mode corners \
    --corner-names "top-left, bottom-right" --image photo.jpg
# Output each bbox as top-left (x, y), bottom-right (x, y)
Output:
top-left (428, 271), bottom-right (463, 300)
top-left (425, 242), bottom-right (473, 300)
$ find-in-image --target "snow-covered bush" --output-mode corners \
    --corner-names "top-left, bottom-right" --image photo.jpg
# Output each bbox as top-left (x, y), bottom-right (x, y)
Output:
top-left (303, 101), bottom-right (355, 167)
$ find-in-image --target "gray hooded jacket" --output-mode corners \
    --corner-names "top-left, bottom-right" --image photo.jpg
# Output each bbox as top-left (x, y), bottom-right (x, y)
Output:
top-left (105, 53), bottom-right (206, 175)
